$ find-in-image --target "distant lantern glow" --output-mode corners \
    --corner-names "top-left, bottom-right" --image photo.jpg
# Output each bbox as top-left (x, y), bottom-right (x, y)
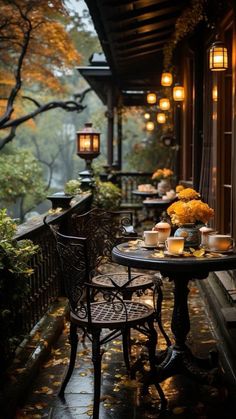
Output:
top-left (146, 121), bottom-right (155, 131)
top-left (157, 113), bottom-right (166, 124)
top-left (159, 98), bottom-right (170, 110)
top-left (161, 72), bottom-right (173, 87)
top-left (173, 85), bottom-right (185, 101)
top-left (212, 85), bottom-right (218, 102)
top-left (144, 112), bottom-right (150, 119)
top-left (209, 41), bottom-right (228, 71)
top-left (147, 92), bottom-right (157, 104)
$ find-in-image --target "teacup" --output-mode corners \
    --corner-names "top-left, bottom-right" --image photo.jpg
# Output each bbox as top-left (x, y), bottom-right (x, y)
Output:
top-left (143, 230), bottom-right (158, 246)
top-left (208, 234), bottom-right (234, 251)
top-left (155, 221), bottom-right (171, 244)
top-left (165, 237), bottom-right (185, 254)
top-left (199, 226), bottom-right (215, 247)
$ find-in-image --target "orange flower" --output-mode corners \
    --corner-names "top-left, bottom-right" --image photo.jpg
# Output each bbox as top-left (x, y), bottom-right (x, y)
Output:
top-left (175, 184), bottom-right (185, 193)
top-left (177, 188), bottom-right (200, 201)
top-left (167, 199), bottom-right (214, 225)
top-left (152, 167), bottom-right (173, 180)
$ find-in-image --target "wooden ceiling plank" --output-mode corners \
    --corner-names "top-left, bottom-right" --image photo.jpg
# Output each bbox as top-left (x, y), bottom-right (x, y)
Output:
top-left (114, 26), bottom-right (172, 44)
top-left (116, 39), bottom-right (166, 55)
top-left (116, 32), bottom-right (170, 50)
top-left (110, 15), bottom-right (177, 34)
top-left (108, 4), bottom-right (182, 25)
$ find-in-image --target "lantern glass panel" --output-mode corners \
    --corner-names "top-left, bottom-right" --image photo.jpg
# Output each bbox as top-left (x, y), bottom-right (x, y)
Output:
top-left (173, 86), bottom-right (185, 101)
top-left (157, 113), bottom-right (166, 124)
top-left (159, 98), bottom-right (170, 110)
top-left (147, 93), bottom-right (157, 104)
top-left (161, 72), bottom-right (173, 86)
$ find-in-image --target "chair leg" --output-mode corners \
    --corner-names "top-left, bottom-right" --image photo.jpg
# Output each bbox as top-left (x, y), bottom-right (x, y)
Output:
top-left (58, 322), bottom-right (78, 398)
top-left (155, 282), bottom-right (172, 347)
top-left (122, 328), bottom-right (131, 371)
top-left (92, 330), bottom-right (102, 419)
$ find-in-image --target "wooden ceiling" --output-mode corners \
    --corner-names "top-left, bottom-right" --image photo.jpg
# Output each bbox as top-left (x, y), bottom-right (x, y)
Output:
top-left (84, 0), bottom-right (190, 97)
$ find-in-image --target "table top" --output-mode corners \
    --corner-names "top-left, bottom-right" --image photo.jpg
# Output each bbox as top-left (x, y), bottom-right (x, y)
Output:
top-left (132, 189), bottom-right (159, 197)
top-left (143, 198), bottom-right (173, 206)
top-left (112, 242), bottom-right (236, 279)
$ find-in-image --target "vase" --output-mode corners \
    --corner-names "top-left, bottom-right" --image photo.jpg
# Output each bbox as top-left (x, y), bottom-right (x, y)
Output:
top-left (157, 179), bottom-right (171, 196)
top-left (174, 223), bottom-right (201, 248)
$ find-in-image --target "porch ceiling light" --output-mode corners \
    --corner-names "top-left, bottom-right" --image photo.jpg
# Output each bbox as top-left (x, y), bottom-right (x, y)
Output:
top-left (157, 113), bottom-right (166, 124)
top-left (146, 121), bottom-right (155, 131)
top-left (147, 92), bottom-right (157, 104)
top-left (209, 40), bottom-right (228, 71)
top-left (161, 72), bottom-right (173, 87)
top-left (173, 84), bottom-right (185, 102)
top-left (159, 98), bottom-right (170, 111)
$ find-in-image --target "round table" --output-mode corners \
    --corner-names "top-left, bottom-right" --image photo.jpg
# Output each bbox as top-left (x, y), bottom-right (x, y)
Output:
top-left (112, 243), bottom-right (236, 406)
top-left (132, 189), bottom-right (160, 199)
top-left (142, 197), bottom-right (174, 222)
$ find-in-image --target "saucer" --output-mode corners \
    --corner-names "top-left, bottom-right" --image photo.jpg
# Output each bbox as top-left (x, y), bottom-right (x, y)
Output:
top-left (139, 241), bottom-right (157, 249)
top-left (205, 247), bottom-right (234, 254)
top-left (164, 250), bottom-right (184, 257)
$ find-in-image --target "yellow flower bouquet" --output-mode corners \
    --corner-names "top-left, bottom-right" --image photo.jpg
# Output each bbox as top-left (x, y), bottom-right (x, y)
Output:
top-left (152, 168), bottom-right (173, 181)
top-left (177, 187), bottom-right (200, 201)
top-left (167, 199), bottom-right (214, 226)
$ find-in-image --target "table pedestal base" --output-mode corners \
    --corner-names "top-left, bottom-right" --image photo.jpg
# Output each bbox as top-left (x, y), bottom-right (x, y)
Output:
top-left (139, 344), bottom-right (222, 411)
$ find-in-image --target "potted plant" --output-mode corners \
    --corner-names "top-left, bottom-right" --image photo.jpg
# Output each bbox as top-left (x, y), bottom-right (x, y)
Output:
top-left (93, 180), bottom-right (122, 210)
top-left (0, 209), bottom-right (39, 369)
top-left (167, 188), bottom-right (214, 247)
top-left (152, 168), bottom-right (174, 196)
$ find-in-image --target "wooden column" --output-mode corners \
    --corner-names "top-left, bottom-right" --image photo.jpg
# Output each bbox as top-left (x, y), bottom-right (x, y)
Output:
top-left (117, 106), bottom-right (122, 170)
top-left (107, 85), bottom-right (114, 167)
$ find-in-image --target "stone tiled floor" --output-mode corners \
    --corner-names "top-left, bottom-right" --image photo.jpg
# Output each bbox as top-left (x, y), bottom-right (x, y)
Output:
top-left (15, 279), bottom-right (236, 419)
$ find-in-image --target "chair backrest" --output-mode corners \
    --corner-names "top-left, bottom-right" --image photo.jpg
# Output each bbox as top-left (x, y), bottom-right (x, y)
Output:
top-left (71, 208), bottom-right (136, 271)
top-left (46, 221), bottom-right (91, 319)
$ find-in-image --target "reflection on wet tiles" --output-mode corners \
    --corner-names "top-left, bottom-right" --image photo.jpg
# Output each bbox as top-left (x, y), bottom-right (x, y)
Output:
top-left (16, 279), bottom-right (236, 419)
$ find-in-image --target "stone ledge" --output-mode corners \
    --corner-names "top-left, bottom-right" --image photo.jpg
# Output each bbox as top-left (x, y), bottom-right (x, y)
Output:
top-left (0, 298), bottom-right (68, 419)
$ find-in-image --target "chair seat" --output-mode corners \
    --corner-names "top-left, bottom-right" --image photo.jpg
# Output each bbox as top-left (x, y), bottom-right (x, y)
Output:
top-left (92, 272), bottom-right (154, 291)
top-left (71, 300), bottom-right (154, 328)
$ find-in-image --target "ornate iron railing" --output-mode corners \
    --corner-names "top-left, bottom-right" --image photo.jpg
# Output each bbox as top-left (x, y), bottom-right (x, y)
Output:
top-left (112, 171), bottom-right (154, 204)
top-left (13, 194), bottom-right (92, 340)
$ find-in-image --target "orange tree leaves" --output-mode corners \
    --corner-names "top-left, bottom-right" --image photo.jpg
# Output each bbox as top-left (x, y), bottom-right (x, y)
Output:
top-left (0, 0), bottom-right (85, 149)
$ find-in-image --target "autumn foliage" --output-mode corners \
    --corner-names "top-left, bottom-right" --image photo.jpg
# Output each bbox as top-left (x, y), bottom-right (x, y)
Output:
top-left (0, 0), bottom-right (84, 149)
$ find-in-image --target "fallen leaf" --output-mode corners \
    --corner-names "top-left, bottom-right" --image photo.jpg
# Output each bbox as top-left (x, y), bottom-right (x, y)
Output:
top-left (193, 249), bottom-right (205, 257)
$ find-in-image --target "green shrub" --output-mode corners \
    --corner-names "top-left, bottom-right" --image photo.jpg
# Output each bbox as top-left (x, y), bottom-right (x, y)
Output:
top-left (93, 180), bottom-right (121, 210)
top-left (0, 209), bottom-right (39, 369)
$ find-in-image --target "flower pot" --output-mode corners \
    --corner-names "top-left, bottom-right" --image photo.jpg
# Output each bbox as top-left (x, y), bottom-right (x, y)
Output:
top-left (157, 179), bottom-right (171, 196)
top-left (174, 223), bottom-right (201, 248)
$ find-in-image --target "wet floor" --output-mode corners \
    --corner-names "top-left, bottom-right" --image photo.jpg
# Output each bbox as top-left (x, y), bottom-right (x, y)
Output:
top-left (15, 278), bottom-right (236, 419)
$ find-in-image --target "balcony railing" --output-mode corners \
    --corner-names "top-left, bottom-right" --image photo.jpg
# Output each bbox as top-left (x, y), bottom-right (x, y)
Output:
top-left (111, 171), bottom-right (154, 204)
top-left (7, 194), bottom-right (92, 359)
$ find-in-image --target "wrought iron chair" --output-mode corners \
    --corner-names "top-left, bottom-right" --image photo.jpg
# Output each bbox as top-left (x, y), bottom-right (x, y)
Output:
top-left (47, 223), bottom-right (161, 418)
top-left (70, 208), bottom-right (154, 298)
top-left (71, 208), bottom-right (171, 347)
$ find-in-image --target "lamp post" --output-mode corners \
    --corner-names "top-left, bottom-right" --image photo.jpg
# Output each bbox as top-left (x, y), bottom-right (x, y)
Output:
top-left (76, 122), bottom-right (100, 189)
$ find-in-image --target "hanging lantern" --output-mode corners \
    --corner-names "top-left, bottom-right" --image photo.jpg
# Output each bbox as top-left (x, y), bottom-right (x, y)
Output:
top-left (161, 72), bottom-right (173, 87)
top-left (173, 84), bottom-right (185, 101)
top-left (146, 121), bottom-right (155, 131)
top-left (159, 98), bottom-right (170, 111)
top-left (212, 85), bottom-right (218, 102)
top-left (144, 112), bottom-right (150, 119)
top-left (147, 92), bottom-right (157, 104)
top-left (157, 113), bottom-right (166, 124)
top-left (209, 41), bottom-right (228, 71)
